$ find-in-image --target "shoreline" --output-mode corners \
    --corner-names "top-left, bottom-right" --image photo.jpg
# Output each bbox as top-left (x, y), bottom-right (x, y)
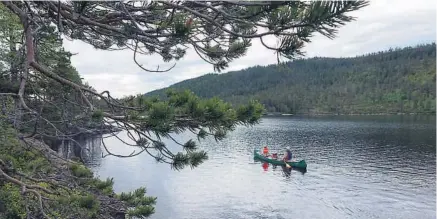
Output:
top-left (262, 112), bottom-right (436, 116)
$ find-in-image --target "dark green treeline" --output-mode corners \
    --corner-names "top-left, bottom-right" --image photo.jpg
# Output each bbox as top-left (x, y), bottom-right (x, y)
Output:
top-left (147, 43), bottom-right (436, 115)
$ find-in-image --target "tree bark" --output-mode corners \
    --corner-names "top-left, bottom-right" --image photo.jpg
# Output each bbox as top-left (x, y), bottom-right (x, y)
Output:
top-left (8, 27), bottom-right (22, 129)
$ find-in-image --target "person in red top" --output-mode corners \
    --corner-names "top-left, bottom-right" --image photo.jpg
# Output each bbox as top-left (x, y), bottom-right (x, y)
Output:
top-left (262, 146), bottom-right (269, 157)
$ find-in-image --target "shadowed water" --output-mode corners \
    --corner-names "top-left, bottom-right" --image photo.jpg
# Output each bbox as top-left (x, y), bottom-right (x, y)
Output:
top-left (84, 115), bottom-right (436, 219)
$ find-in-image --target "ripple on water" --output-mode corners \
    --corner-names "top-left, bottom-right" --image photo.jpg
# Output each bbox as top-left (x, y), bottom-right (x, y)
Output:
top-left (86, 116), bottom-right (435, 219)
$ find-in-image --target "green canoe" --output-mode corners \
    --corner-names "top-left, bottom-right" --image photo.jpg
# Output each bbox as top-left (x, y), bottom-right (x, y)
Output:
top-left (253, 149), bottom-right (307, 169)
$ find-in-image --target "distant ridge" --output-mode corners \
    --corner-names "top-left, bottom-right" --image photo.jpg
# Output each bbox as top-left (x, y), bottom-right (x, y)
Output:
top-left (146, 43), bottom-right (436, 115)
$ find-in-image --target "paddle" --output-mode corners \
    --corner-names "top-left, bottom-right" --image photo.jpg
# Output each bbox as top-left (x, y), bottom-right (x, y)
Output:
top-left (284, 160), bottom-right (291, 169)
top-left (280, 151), bottom-right (291, 168)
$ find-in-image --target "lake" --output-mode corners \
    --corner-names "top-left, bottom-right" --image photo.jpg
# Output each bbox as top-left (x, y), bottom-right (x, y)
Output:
top-left (83, 115), bottom-right (436, 219)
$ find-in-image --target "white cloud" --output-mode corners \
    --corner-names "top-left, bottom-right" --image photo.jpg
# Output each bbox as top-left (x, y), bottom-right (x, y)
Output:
top-left (63, 0), bottom-right (436, 98)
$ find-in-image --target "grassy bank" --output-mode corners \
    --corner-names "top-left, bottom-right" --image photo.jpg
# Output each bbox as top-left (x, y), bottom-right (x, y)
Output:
top-left (0, 122), bottom-right (156, 219)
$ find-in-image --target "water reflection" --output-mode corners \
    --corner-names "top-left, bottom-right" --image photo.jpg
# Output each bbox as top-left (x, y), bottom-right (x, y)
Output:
top-left (260, 163), bottom-right (293, 177)
top-left (53, 134), bottom-right (104, 167)
top-left (280, 165), bottom-right (292, 177)
top-left (70, 115), bottom-right (435, 219)
top-left (262, 162), bottom-right (269, 171)
top-left (255, 159), bottom-right (307, 176)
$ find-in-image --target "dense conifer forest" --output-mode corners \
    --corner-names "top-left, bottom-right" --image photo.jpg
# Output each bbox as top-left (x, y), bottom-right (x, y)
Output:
top-left (147, 43), bottom-right (436, 114)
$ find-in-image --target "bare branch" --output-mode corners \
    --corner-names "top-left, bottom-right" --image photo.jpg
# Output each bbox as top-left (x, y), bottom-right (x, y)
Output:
top-left (133, 41), bottom-right (176, 73)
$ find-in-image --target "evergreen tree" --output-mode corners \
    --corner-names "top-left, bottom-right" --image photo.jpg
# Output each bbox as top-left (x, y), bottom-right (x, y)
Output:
top-left (148, 43), bottom-right (436, 115)
top-left (0, 1), bottom-right (368, 218)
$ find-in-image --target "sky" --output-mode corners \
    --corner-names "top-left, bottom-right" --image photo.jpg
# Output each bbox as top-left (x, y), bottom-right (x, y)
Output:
top-left (63, 0), bottom-right (436, 98)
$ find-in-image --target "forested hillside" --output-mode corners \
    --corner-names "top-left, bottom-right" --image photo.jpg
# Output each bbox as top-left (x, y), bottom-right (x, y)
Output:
top-left (146, 43), bottom-right (436, 114)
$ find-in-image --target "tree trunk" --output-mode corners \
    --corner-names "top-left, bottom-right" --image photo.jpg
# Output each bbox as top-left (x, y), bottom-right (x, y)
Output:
top-left (8, 28), bottom-right (22, 129)
top-left (9, 28), bottom-right (18, 82)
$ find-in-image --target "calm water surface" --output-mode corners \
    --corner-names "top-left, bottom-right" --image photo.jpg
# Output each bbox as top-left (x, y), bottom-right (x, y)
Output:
top-left (85, 115), bottom-right (436, 219)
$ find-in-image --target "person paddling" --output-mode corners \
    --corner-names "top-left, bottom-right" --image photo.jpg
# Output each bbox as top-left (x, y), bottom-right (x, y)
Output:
top-left (282, 147), bottom-right (293, 168)
top-left (271, 153), bottom-right (278, 159)
top-left (262, 146), bottom-right (269, 157)
top-left (283, 147), bottom-right (292, 162)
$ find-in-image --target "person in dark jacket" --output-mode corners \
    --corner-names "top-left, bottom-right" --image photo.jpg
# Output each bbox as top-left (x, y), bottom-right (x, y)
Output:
top-left (283, 147), bottom-right (292, 161)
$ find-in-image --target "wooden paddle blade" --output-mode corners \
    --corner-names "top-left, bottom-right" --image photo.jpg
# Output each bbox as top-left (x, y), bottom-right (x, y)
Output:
top-left (284, 161), bottom-right (291, 168)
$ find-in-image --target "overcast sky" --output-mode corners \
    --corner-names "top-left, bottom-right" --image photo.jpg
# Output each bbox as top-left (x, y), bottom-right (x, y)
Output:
top-left (63, 0), bottom-right (436, 98)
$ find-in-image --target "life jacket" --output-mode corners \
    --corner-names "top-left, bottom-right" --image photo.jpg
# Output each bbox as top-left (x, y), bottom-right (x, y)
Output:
top-left (263, 147), bottom-right (269, 154)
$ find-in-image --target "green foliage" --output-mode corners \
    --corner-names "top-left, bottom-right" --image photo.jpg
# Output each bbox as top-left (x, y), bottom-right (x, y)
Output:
top-left (197, 128), bottom-right (207, 141)
top-left (0, 1), bottom-right (370, 218)
top-left (116, 187), bottom-right (157, 219)
top-left (0, 2), bottom-right (94, 137)
top-left (146, 101), bottom-right (175, 136)
top-left (183, 139), bottom-right (197, 152)
top-left (58, 193), bottom-right (100, 218)
top-left (0, 122), bottom-right (158, 218)
top-left (0, 4), bottom-right (21, 69)
top-left (92, 178), bottom-right (115, 195)
top-left (1, 1), bottom-right (368, 73)
top-left (172, 14), bottom-right (191, 38)
top-left (147, 43), bottom-right (436, 115)
top-left (70, 163), bottom-right (94, 178)
top-left (187, 150), bottom-right (208, 169)
top-left (236, 100), bottom-right (265, 124)
top-left (165, 89), bottom-right (263, 130)
top-left (75, 194), bottom-right (100, 210)
top-left (0, 183), bottom-right (26, 219)
top-left (126, 205), bottom-right (155, 219)
top-left (120, 88), bottom-right (265, 170)
top-left (122, 89), bottom-right (264, 169)
top-left (0, 125), bottom-right (46, 219)
top-left (170, 151), bottom-right (209, 170)
top-left (91, 110), bottom-right (104, 122)
top-left (136, 138), bottom-right (148, 147)
top-left (0, 126), bottom-right (53, 176)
